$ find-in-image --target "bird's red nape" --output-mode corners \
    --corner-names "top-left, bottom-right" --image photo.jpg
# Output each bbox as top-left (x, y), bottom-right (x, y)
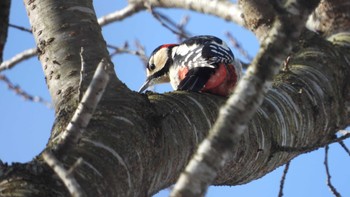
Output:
top-left (161, 44), bottom-right (177, 48)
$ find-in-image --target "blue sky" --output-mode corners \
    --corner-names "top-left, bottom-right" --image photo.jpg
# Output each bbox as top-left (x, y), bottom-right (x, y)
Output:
top-left (1, 1), bottom-right (349, 197)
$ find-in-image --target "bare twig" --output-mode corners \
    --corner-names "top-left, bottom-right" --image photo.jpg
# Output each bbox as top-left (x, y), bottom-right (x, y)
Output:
top-left (42, 151), bottom-right (85, 197)
top-left (326, 133), bottom-right (350, 146)
top-left (145, 3), bottom-right (190, 40)
top-left (9, 24), bottom-right (32, 33)
top-left (134, 40), bottom-right (148, 66)
top-left (176, 15), bottom-right (190, 42)
top-left (98, 0), bottom-right (244, 28)
top-left (149, 0), bottom-right (243, 25)
top-left (0, 74), bottom-right (51, 108)
top-left (98, 3), bottom-right (143, 26)
top-left (3, 0), bottom-right (239, 72)
top-left (278, 161), bottom-right (291, 197)
top-left (4, 2), bottom-right (141, 71)
top-left (177, 15), bottom-right (189, 30)
top-left (0, 48), bottom-right (37, 72)
top-left (276, 133), bottom-right (350, 154)
top-left (107, 41), bottom-right (148, 67)
top-left (2, 4), bottom-right (139, 72)
top-left (52, 58), bottom-right (110, 156)
top-left (338, 141), bottom-right (350, 157)
top-left (108, 43), bottom-right (146, 61)
top-left (225, 31), bottom-right (253, 62)
top-left (324, 145), bottom-right (341, 197)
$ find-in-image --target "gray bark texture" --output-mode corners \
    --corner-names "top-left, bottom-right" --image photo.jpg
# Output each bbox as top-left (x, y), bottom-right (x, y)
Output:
top-left (0, 0), bottom-right (10, 63)
top-left (0, 0), bottom-right (350, 196)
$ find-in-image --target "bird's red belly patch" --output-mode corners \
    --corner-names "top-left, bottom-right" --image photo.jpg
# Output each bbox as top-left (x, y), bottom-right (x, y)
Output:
top-left (202, 63), bottom-right (238, 96)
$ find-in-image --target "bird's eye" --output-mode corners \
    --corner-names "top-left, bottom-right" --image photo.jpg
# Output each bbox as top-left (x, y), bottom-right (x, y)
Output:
top-left (149, 63), bottom-right (156, 71)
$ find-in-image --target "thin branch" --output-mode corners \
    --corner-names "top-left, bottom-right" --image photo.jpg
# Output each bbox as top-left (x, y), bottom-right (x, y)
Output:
top-left (338, 141), bottom-right (350, 157)
top-left (145, 3), bottom-right (190, 40)
top-left (225, 31), bottom-right (253, 62)
top-left (145, 0), bottom-right (244, 26)
top-left (170, 1), bottom-right (320, 196)
top-left (98, 3), bottom-right (143, 26)
top-left (8, 23), bottom-right (32, 33)
top-left (324, 145), bottom-right (341, 197)
top-left (176, 15), bottom-right (190, 42)
top-left (328, 133), bottom-right (350, 146)
top-left (274, 133), bottom-right (350, 155)
top-left (1, 4), bottom-right (139, 72)
top-left (52, 58), bottom-right (110, 157)
top-left (0, 48), bottom-right (37, 72)
top-left (278, 161), bottom-right (291, 197)
top-left (3, 1), bottom-right (239, 71)
top-left (0, 74), bottom-right (51, 108)
top-left (108, 43), bottom-right (146, 60)
top-left (134, 40), bottom-right (148, 66)
top-left (107, 42), bottom-right (148, 66)
top-left (3, 1), bottom-right (234, 72)
top-left (98, 0), bottom-right (244, 28)
top-left (42, 151), bottom-right (85, 197)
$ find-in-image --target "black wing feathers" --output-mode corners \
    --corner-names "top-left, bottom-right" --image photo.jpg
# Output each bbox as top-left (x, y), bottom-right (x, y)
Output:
top-left (177, 67), bottom-right (215, 91)
top-left (177, 35), bottom-right (234, 92)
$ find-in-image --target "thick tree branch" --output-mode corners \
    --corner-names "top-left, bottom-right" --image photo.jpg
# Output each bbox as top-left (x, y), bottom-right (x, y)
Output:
top-left (43, 152), bottom-right (85, 197)
top-left (171, 1), bottom-right (320, 196)
top-left (24, 0), bottom-right (122, 112)
top-left (1, 0), bottom-right (350, 197)
top-left (238, 0), bottom-right (275, 42)
top-left (307, 0), bottom-right (350, 37)
top-left (52, 58), bottom-right (110, 158)
top-left (0, 0), bottom-right (10, 63)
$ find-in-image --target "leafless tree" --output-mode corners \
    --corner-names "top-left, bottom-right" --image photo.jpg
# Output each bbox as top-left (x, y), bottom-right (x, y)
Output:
top-left (1, 0), bottom-right (350, 196)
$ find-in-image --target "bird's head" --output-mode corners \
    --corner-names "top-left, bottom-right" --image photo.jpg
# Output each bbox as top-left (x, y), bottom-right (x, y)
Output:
top-left (139, 44), bottom-right (178, 93)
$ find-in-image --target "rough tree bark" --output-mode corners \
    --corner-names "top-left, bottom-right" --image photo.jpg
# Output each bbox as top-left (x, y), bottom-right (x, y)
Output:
top-left (0, 0), bottom-right (10, 63)
top-left (0, 0), bottom-right (350, 197)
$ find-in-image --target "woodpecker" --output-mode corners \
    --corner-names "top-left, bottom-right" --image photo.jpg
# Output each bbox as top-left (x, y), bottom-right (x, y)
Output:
top-left (139, 35), bottom-right (242, 96)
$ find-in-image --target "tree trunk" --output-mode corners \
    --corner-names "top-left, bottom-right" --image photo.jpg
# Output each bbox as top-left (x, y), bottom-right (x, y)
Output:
top-left (0, 0), bottom-right (350, 196)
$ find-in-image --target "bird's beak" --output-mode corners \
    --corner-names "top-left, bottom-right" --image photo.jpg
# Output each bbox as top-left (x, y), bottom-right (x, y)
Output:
top-left (139, 78), bottom-right (153, 93)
